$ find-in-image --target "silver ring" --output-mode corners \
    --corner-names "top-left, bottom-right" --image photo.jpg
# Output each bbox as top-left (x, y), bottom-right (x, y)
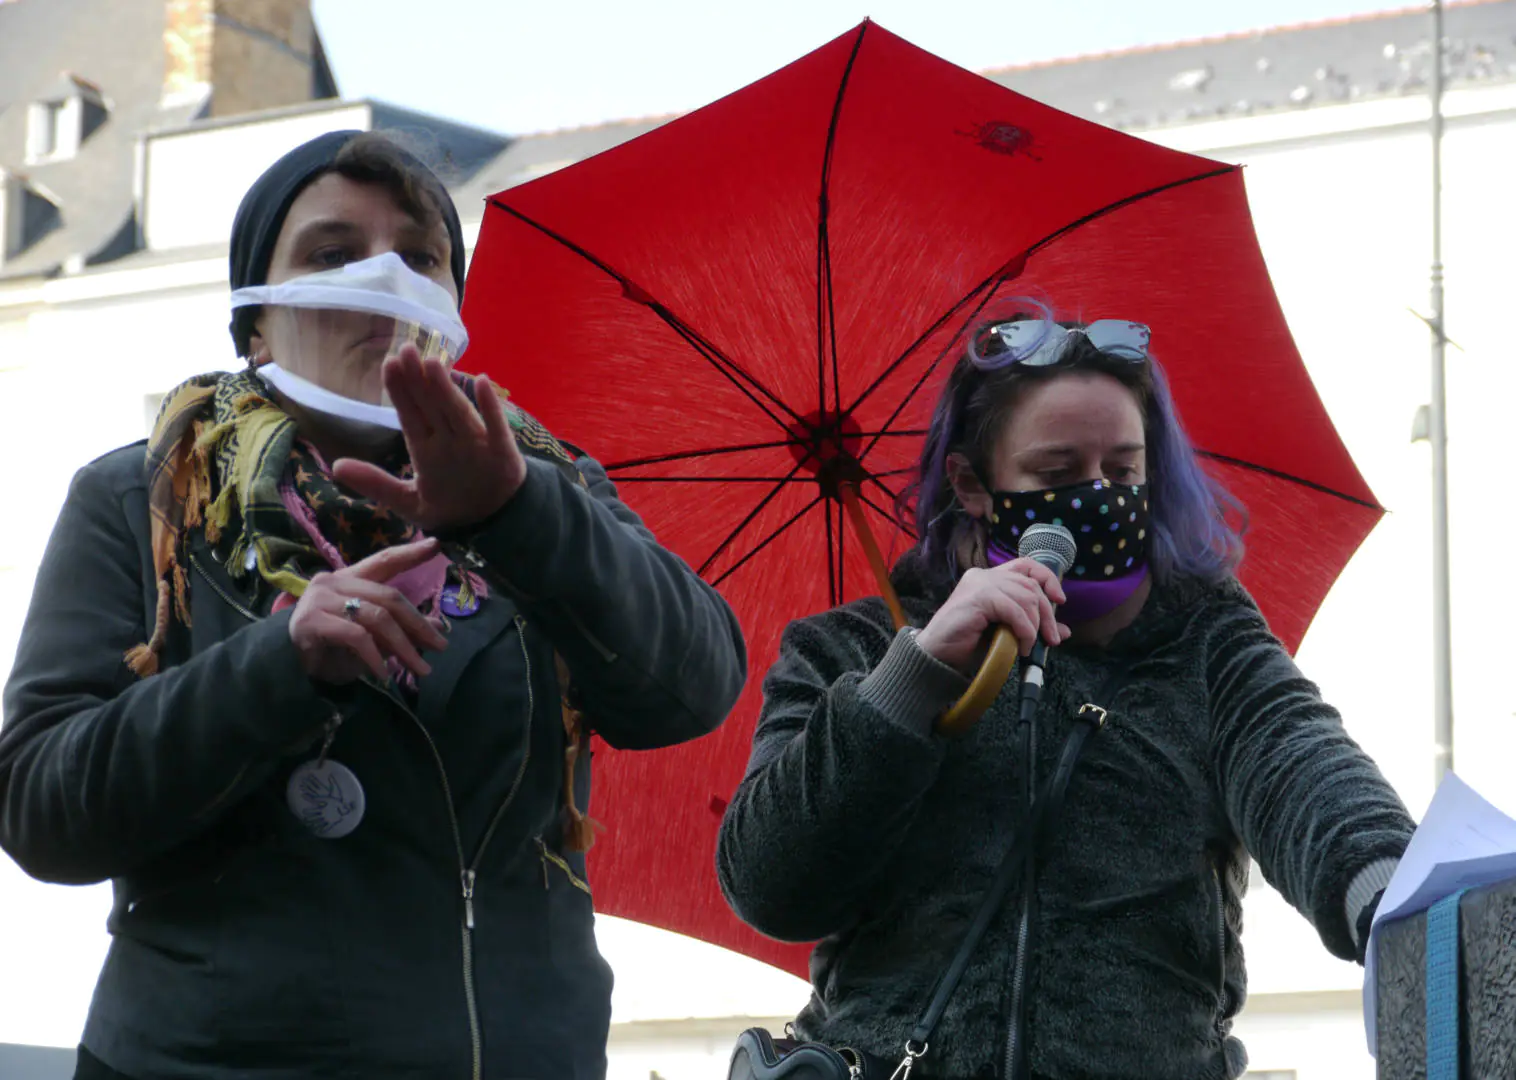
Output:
top-left (342, 597), bottom-right (362, 622)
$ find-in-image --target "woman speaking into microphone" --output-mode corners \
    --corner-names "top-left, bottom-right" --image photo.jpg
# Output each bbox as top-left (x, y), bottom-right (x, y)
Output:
top-left (716, 303), bottom-right (1412, 1080)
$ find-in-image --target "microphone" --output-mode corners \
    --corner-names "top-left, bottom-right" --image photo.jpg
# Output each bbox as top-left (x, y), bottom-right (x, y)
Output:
top-left (934, 522), bottom-right (1077, 736)
top-left (1015, 523), bottom-right (1077, 704)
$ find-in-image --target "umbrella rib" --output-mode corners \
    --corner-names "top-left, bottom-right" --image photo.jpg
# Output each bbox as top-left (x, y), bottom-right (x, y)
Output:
top-left (859, 489), bottom-right (901, 523)
top-left (1195, 450), bottom-right (1383, 510)
top-left (661, 317), bottom-right (800, 432)
top-left (852, 283), bottom-right (1006, 464)
top-left (605, 438), bottom-right (802, 471)
top-left (842, 165), bottom-right (1244, 449)
top-left (612, 475), bottom-right (809, 483)
top-left (863, 475), bottom-right (901, 507)
top-left (815, 22), bottom-right (869, 418)
top-left (697, 459), bottom-right (811, 577)
top-left (486, 199), bottom-right (802, 432)
top-left (712, 494), bottom-right (826, 590)
top-left (1017, 165), bottom-right (1239, 266)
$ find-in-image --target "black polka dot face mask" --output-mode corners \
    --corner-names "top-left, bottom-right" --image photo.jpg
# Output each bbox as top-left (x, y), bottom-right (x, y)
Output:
top-left (986, 478), bottom-right (1150, 580)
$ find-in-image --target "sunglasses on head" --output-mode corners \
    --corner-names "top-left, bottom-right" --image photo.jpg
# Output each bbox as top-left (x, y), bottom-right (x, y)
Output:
top-left (974, 318), bottom-right (1152, 368)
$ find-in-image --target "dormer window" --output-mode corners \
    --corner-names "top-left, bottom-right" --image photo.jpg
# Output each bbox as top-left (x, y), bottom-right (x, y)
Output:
top-left (25, 74), bottom-right (109, 164)
top-left (31, 100), bottom-right (68, 159)
top-left (0, 170), bottom-right (62, 264)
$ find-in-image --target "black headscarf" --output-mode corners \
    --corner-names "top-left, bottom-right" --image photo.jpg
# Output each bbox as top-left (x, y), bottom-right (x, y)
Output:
top-left (227, 130), bottom-right (468, 356)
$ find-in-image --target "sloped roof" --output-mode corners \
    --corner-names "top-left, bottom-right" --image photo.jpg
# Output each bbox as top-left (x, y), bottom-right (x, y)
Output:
top-left (982, 0), bottom-right (1516, 129)
top-left (460, 0), bottom-right (1516, 207)
top-left (4, 1), bottom-right (1512, 279)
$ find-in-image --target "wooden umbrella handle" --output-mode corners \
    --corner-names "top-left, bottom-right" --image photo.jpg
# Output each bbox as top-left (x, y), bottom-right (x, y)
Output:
top-left (835, 483), bottom-right (1018, 735)
top-left (937, 626), bottom-right (1019, 736)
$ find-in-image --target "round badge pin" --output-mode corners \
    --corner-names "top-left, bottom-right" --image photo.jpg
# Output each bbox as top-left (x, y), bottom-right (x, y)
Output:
top-left (286, 759), bottom-right (366, 839)
top-left (440, 583), bottom-right (480, 619)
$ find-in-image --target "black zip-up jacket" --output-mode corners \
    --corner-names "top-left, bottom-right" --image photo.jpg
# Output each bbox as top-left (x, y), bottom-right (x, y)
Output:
top-left (1, 441), bottom-right (746, 1080)
top-left (717, 554), bottom-right (1410, 1080)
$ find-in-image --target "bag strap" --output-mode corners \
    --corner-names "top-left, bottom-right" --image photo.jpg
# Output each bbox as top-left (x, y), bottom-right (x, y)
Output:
top-left (900, 658), bottom-right (1136, 1066)
top-left (1425, 889), bottom-right (1468, 1080)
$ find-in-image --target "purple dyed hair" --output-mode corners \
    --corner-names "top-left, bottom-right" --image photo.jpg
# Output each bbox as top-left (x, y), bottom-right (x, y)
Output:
top-left (898, 298), bottom-right (1246, 584)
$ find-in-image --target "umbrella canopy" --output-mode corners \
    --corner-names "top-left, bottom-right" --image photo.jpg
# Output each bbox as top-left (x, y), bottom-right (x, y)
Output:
top-left (460, 21), bottom-right (1381, 978)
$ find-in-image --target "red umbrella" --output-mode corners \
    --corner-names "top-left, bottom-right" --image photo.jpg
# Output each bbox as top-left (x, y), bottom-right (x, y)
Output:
top-left (460, 21), bottom-right (1382, 978)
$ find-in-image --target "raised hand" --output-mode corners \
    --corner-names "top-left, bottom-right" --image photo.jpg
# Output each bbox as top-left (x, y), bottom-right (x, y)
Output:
top-left (332, 344), bottom-right (527, 533)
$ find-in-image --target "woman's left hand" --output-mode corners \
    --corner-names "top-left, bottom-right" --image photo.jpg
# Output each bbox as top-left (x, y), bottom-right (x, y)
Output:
top-left (333, 344), bottom-right (528, 533)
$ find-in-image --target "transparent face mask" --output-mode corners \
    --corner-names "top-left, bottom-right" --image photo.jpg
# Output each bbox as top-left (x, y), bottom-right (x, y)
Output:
top-left (230, 252), bottom-right (468, 434)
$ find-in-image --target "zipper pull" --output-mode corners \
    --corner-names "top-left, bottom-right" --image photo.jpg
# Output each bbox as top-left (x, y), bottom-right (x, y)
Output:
top-left (461, 869), bottom-right (476, 930)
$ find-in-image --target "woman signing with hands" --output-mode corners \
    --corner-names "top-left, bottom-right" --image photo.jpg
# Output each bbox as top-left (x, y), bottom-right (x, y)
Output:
top-left (1, 131), bottom-right (745, 1080)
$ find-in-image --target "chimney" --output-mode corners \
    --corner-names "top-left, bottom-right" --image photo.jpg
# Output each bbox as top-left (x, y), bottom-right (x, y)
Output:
top-left (163, 0), bottom-right (329, 118)
top-left (162, 0), bottom-right (214, 106)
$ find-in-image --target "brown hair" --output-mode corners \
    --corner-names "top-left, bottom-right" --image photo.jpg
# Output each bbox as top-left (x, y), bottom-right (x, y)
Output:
top-left (328, 130), bottom-right (451, 232)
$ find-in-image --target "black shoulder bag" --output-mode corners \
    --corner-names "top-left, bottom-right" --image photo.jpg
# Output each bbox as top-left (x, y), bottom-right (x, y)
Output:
top-left (727, 662), bottom-right (1134, 1080)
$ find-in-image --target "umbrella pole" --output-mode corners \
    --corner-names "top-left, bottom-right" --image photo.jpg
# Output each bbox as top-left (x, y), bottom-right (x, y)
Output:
top-left (838, 482), bottom-right (907, 630)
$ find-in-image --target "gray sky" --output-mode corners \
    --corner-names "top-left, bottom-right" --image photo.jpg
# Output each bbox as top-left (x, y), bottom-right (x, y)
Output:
top-left (311, 0), bottom-right (1400, 135)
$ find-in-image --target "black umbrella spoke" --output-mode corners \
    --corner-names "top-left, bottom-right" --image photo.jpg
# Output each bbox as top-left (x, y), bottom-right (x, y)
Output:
top-left (605, 438), bottom-right (803, 472)
top-left (860, 488), bottom-right (912, 540)
top-left (1196, 450), bottom-right (1382, 510)
top-left (608, 431), bottom-right (922, 475)
top-left (697, 459), bottom-right (810, 577)
top-left (862, 474), bottom-right (901, 508)
top-left (851, 429), bottom-right (926, 438)
top-left (844, 270), bottom-right (1003, 433)
top-left (815, 22), bottom-right (870, 418)
top-left (844, 165), bottom-right (1244, 462)
top-left (712, 494), bottom-right (826, 589)
top-left (1017, 165), bottom-right (1237, 267)
top-left (661, 315), bottom-right (799, 432)
top-left (486, 200), bottom-right (801, 433)
top-left (850, 280), bottom-right (1005, 464)
top-left (612, 475), bottom-right (811, 483)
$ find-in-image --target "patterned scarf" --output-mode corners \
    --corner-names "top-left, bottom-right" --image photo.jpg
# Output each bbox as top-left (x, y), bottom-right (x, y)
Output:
top-left (131, 366), bottom-right (603, 850)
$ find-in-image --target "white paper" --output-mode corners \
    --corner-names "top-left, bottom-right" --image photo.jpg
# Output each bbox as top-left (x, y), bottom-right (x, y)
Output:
top-left (1363, 772), bottom-right (1516, 1055)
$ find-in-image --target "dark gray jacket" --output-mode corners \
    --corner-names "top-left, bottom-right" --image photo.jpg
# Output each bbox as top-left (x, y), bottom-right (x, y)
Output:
top-left (1, 442), bottom-right (746, 1080)
top-left (717, 555), bottom-right (1410, 1080)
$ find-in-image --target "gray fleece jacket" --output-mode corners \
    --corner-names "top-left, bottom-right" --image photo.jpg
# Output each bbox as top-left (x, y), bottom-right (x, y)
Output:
top-left (717, 554), bottom-right (1411, 1080)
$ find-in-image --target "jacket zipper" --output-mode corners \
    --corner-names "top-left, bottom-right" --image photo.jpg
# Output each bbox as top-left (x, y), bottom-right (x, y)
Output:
top-left (1004, 902), bottom-right (1032, 1080)
top-left (191, 554), bottom-right (537, 1080)
top-left (365, 615), bottom-right (535, 1080)
top-left (190, 552), bottom-right (259, 622)
top-left (1211, 863), bottom-right (1228, 1020)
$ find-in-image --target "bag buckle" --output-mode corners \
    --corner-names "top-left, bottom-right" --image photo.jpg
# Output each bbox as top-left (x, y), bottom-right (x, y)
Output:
top-left (1077, 703), bottom-right (1109, 727)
